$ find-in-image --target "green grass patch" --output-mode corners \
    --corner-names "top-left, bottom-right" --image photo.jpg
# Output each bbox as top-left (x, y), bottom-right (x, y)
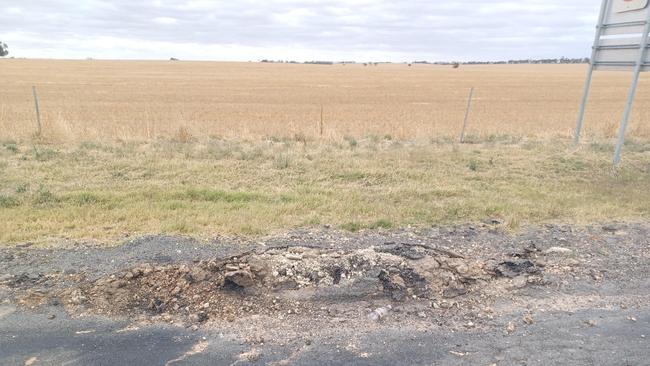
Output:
top-left (0, 194), bottom-right (20, 208)
top-left (334, 170), bottom-right (367, 181)
top-left (1, 138), bottom-right (649, 245)
top-left (180, 189), bottom-right (262, 203)
top-left (63, 192), bottom-right (105, 206)
top-left (368, 219), bottom-right (393, 229)
top-left (33, 187), bottom-right (59, 205)
top-left (341, 222), bottom-right (362, 232)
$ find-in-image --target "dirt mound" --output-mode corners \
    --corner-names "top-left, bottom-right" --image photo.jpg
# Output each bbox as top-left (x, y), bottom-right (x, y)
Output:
top-left (56, 243), bottom-right (544, 325)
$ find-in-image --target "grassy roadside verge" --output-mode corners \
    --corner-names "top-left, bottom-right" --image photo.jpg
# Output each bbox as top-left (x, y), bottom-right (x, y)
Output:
top-left (1, 136), bottom-right (649, 245)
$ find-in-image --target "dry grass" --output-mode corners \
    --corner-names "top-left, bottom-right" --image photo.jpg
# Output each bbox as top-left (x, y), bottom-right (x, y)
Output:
top-left (1, 137), bottom-right (649, 245)
top-left (1, 60), bottom-right (650, 142)
top-left (1, 60), bottom-right (649, 246)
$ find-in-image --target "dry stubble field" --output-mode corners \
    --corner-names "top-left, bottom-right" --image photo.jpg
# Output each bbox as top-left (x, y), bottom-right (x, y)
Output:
top-left (0, 60), bottom-right (649, 245)
top-left (1, 60), bottom-right (650, 141)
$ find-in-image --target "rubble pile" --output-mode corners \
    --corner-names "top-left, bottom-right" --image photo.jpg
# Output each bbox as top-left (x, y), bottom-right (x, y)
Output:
top-left (51, 243), bottom-right (544, 324)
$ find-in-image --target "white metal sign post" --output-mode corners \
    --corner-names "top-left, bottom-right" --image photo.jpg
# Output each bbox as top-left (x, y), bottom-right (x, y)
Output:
top-left (574, 0), bottom-right (650, 165)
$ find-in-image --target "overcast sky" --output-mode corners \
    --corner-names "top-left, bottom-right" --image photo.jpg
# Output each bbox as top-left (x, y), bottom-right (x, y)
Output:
top-left (0, 1), bottom-right (601, 62)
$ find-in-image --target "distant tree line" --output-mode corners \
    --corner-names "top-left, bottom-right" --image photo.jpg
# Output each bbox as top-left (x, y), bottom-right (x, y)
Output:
top-left (257, 57), bottom-right (590, 66)
top-left (0, 42), bottom-right (8, 57)
top-left (416, 57), bottom-right (589, 65)
top-left (260, 59), bottom-right (301, 64)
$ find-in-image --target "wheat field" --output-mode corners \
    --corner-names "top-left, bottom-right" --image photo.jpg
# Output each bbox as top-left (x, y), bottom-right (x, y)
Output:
top-left (2, 59), bottom-right (650, 244)
top-left (1, 59), bottom-right (649, 142)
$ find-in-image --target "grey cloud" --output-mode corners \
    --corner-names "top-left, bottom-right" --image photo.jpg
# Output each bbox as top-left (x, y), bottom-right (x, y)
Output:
top-left (0, 0), bottom-right (600, 61)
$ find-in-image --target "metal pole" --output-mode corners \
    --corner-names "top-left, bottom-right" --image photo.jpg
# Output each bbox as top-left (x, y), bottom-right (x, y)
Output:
top-left (574, 0), bottom-right (609, 145)
top-left (32, 86), bottom-right (42, 137)
top-left (613, 12), bottom-right (650, 166)
top-left (459, 87), bottom-right (474, 143)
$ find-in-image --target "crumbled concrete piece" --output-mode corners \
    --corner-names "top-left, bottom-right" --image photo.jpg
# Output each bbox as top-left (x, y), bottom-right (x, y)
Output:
top-left (224, 269), bottom-right (255, 288)
top-left (585, 319), bottom-right (597, 327)
top-left (544, 247), bottom-right (573, 256)
top-left (523, 314), bottom-right (534, 325)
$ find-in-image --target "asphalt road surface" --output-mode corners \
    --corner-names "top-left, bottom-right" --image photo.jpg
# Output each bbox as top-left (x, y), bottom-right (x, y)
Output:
top-left (1, 224), bottom-right (649, 365)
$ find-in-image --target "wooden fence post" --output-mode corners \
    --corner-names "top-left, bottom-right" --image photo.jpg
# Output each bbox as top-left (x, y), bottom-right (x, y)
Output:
top-left (32, 86), bottom-right (42, 137)
top-left (459, 87), bottom-right (474, 143)
top-left (319, 105), bottom-right (324, 137)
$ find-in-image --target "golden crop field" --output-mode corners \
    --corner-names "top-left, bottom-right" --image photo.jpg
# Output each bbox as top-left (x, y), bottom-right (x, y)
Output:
top-left (1, 59), bottom-right (649, 142)
top-left (2, 59), bottom-right (650, 245)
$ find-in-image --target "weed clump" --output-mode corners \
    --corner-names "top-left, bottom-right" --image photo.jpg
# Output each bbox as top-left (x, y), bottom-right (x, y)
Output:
top-left (182, 189), bottom-right (260, 203)
top-left (341, 222), bottom-right (362, 232)
top-left (0, 194), bottom-right (19, 208)
top-left (468, 159), bottom-right (479, 172)
top-left (33, 186), bottom-right (59, 205)
top-left (369, 219), bottom-right (393, 229)
top-left (273, 154), bottom-right (291, 169)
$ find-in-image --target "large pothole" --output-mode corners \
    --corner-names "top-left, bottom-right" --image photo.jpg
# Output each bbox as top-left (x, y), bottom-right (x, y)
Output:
top-left (50, 243), bottom-right (545, 325)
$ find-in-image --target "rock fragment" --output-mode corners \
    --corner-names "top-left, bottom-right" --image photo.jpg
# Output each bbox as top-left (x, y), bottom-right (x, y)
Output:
top-left (585, 319), bottom-right (597, 327)
top-left (285, 253), bottom-right (303, 261)
top-left (544, 247), bottom-right (573, 256)
top-left (443, 286), bottom-right (467, 298)
top-left (224, 269), bottom-right (255, 288)
top-left (494, 259), bottom-right (538, 278)
top-left (189, 312), bottom-right (208, 323)
top-left (367, 305), bottom-right (391, 321)
top-left (522, 314), bottom-right (534, 325)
